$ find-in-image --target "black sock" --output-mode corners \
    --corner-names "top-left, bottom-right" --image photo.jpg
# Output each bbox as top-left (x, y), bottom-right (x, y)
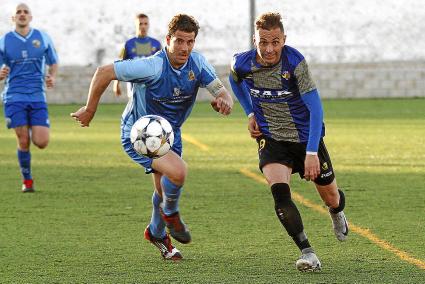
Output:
top-left (329, 189), bottom-right (346, 214)
top-left (271, 183), bottom-right (312, 251)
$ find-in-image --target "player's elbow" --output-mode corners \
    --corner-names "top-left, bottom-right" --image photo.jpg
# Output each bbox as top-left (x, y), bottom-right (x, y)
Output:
top-left (95, 64), bottom-right (116, 81)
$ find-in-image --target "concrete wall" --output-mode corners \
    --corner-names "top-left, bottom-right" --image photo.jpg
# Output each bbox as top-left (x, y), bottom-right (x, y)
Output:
top-left (2, 61), bottom-right (424, 104)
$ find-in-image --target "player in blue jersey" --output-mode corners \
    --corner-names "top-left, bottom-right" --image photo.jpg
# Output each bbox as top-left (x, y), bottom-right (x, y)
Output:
top-left (71, 14), bottom-right (233, 260)
top-left (229, 13), bottom-right (348, 271)
top-left (113, 13), bottom-right (162, 97)
top-left (0, 3), bottom-right (58, 193)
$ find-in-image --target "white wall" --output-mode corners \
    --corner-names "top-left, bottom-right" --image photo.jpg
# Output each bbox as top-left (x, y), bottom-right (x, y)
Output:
top-left (1, 0), bottom-right (424, 66)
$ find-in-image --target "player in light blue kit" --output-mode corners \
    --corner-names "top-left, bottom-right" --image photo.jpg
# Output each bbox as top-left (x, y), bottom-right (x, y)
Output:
top-left (229, 13), bottom-right (348, 271)
top-left (0, 3), bottom-right (58, 193)
top-left (71, 14), bottom-right (233, 260)
top-left (113, 13), bottom-right (161, 97)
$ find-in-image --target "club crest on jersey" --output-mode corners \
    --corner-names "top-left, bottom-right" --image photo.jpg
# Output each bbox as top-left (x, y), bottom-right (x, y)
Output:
top-left (173, 87), bottom-right (181, 96)
top-left (282, 71), bottom-right (290, 80)
top-left (188, 70), bottom-right (195, 81)
top-left (32, 39), bottom-right (41, 48)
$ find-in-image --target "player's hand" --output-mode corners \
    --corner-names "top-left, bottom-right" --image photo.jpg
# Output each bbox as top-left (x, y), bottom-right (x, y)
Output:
top-left (45, 75), bottom-right (56, 89)
top-left (304, 154), bottom-right (320, 181)
top-left (113, 80), bottom-right (121, 97)
top-left (248, 115), bottom-right (262, 138)
top-left (70, 106), bottom-right (96, 127)
top-left (211, 94), bottom-right (233, 115)
top-left (0, 66), bottom-right (10, 80)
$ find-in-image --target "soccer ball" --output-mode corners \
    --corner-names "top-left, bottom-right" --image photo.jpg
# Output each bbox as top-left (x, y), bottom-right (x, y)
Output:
top-left (130, 115), bottom-right (174, 158)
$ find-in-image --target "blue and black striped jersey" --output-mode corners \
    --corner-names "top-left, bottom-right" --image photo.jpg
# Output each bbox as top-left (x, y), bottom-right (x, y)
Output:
top-left (230, 45), bottom-right (325, 150)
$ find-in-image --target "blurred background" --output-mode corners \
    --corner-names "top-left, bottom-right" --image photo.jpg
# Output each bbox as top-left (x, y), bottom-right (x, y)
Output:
top-left (1, 0), bottom-right (424, 102)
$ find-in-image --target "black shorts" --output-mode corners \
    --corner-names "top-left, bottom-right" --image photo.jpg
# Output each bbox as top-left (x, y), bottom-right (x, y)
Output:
top-left (256, 136), bottom-right (335, 186)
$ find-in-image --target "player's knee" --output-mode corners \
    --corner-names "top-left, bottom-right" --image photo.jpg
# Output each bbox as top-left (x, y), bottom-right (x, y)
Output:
top-left (34, 138), bottom-right (49, 149)
top-left (169, 163), bottom-right (187, 185)
top-left (17, 136), bottom-right (31, 150)
top-left (271, 183), bottom-right (291, 207)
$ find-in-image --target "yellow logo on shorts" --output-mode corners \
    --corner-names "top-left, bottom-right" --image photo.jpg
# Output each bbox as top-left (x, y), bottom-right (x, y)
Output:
top-left (259, 139), bottom-right (266, 151)
top-left (321, 162), bottom-right (328, 170)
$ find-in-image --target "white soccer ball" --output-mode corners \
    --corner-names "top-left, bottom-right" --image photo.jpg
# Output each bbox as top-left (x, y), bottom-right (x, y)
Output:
top-left (130, 115), bottom-right (174, 159)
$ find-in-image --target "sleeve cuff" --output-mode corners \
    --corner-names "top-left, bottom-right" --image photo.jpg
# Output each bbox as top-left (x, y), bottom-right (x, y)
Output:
top-left (306, 151), bottom-right (318, 155)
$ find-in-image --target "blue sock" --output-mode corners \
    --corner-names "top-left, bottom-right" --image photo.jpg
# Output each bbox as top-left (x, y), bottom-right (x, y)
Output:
top-left (17, 150), bottom-right (32, 180)
top-left (149, 191), bottom-right (166, 239)
top-left (161, 176), bottom-right (182, 216)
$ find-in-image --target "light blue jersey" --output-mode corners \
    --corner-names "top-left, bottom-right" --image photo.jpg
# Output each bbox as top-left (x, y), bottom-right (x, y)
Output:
top-left (0, 28), bottom-right (58, 103)
top-left (114, 48), bottom-right (223, 139)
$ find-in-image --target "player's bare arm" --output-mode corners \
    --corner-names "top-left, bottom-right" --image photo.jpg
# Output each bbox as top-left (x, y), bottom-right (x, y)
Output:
top-left (45, 63), bottom-right (58, 89)
top-left (112, 80), bottom-right (121, 96)
top-left (248, 115), bottom-right (262, 138)
top-left (71, 64), bottom-right (116, 127)
top-left (304, 154), bottom-right (320, 181)
top-left (0, 65), bottom-right (10, 80)
top-left (210, 90), bottom-right (234, 115)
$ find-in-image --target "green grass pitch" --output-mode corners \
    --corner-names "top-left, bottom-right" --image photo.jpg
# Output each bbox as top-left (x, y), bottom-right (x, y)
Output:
top-left (0, 99), bottom-right (424, 283)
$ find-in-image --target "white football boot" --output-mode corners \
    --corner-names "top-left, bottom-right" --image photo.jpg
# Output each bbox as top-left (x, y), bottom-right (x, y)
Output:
top-left (329, 210), bottom-right (349, 241)
top-left (296, 249), bottom-right (322, 272)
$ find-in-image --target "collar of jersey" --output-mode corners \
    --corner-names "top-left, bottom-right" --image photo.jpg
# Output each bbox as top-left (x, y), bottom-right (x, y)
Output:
top-left (13, 28), bottom-right (34, 42)
top-left (164, 47), bottom-right (188, 75)
top-left (251, 48), bottom-right (282, 69)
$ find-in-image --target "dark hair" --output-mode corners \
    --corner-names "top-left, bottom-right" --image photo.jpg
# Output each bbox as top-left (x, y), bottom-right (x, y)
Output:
top-left (167, 14), bottom-right (200, 38)
top-left (136, 13), bottom-right (148, 19)
top-left (255, 12), bottom-right (284, 32)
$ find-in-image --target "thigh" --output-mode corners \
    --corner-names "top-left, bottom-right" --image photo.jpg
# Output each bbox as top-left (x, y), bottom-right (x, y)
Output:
top-left (29, 102), bottom-right (50, 127)
top-left (262, 163), bottom-right (292, 186)
top-left (14, 125), bottom-right (31, 150)
top-left (31, 125), bottom-right (50, 145)
top-left (151, 150), bottom-right (187, 184)
top-left (4, 102), bottom-right (29, 129)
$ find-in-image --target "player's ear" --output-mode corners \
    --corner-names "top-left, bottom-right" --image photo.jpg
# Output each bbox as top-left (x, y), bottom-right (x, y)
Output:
top-left (282, 34), bottom-right (286, 46)
top-left (252, 34), bottom-right (256, 47)
top-left (166, 35), bottom-right (171, 46)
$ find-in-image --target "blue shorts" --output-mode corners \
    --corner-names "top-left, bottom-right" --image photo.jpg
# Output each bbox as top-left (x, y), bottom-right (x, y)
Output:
top-left (121, 128), bottom-right (182, 174)
top-left (4, 102), bottom-right (50, 129)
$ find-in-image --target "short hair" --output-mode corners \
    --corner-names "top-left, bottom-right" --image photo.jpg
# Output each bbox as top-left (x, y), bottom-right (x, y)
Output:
top-left (255, 12), bottom-right (284, 32)
top-left (136, 13), bottom-right (148, 19)
top-left (167, 14), bottom-right (200, 38)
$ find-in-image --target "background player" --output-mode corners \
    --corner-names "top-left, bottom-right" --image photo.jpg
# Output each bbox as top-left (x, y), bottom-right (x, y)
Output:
top-left (229, 12), bottom-right (348, 271)
top-left (0, 3), bottom-right (58, 192)
top-left (71, 14), bottom-right (233, 260)
top-left (113, 13), bottom-right (161, 97)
